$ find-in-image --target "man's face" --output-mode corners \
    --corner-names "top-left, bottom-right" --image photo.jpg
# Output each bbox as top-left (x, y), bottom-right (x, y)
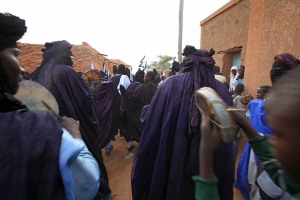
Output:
top-left (65, 49), bottom-right (73, 67)
top-left (0, 47), bottom-right (21, 94)
top-left (144, 75), bottom-right (149, 83)
top-left (265, 105), bottom-right (300, 182)
top-left (231, 69), bottom-right (237, 76)
top-left (256, 88), bottom-right (264, 99)
top-left (238, 67), bottom-right (244, 75)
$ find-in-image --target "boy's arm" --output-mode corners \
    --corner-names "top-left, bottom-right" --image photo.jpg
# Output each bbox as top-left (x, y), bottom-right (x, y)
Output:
top-left (232, 112), bottom-right (277, 169)
top-left (193, 115), bottom-right (221, 200)
top-left (231, 111), bottom-right (259, 139)
top-left (232, 112), bottom-right (275, 163)
top-left (194, 112), bottom-right (273, 200)
top-left (249, 136), bottom-right (274, 164)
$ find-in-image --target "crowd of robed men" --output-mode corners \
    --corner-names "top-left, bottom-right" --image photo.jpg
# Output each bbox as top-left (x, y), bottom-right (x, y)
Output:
top-left (1, 12), bottom-right (300, 200)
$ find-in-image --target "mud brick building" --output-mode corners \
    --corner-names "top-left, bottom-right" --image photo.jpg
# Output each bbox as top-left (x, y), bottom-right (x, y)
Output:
top-left (200, 0), bottom-right (300, 95)
top-left (18, 42), bottom-right (128, 77)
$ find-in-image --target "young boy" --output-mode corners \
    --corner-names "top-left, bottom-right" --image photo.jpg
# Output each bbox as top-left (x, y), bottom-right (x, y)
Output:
top-left (233, 83), bottom-right (245, 109)
top-left (256, 85), bottom-right (271, 100)
top-left (193, 67), bottom-right (300, 200)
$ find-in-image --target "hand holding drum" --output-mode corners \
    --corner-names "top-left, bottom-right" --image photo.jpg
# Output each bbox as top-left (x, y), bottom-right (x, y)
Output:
top-left (14, 80), bottom-right (82, 139)
top-left (60, 116), bottom-right (82, 139)
top-left (195, 87), bottom-right (244, 143)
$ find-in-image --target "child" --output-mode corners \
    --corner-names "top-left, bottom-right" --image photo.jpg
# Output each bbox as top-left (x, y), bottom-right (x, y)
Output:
top-left (193, 67), bottom-right (300, 200)
top-left (233, 83), bottom-right (245, 109)
top-left (241, 94), bottom-right (254, 118)
top-left (256, 85), bottom-right (271, 100)
top-left (232, 84), bottom-right (245, 145)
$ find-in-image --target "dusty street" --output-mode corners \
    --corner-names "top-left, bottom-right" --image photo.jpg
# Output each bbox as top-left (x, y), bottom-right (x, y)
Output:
top-left (103, 135), bottom-right (137, 200)
top-left (103, 134), bottom-right (245, 200)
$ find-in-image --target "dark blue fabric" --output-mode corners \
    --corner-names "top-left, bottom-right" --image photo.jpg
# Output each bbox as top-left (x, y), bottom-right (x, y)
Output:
top-left (120, 83), bottom-right (157, 142)
top-left (31, 64), bottom-right (111, 199)
top-left (94, 80), bottom-right (118, 148)
top-left (131, 73), bottom-right (234, 200)
top-left (0, 107), bottom-right (65, 199)
top-left (111, 74), bottom-right (123, 134)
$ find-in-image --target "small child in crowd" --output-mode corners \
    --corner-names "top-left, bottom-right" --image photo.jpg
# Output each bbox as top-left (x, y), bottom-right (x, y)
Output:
top-left (256, 85), bottom-right (271, 100)
top-left (233, 83), bottom-right (245, 109)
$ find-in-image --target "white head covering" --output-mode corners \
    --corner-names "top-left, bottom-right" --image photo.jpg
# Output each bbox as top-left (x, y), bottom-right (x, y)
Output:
top-left (229, 66), bottom-right (239, 92)
top-left (230, 66), bottom-right (238, 79)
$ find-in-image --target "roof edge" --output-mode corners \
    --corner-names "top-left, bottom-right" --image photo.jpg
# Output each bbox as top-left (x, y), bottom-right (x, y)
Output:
top-left (200, 0), bottom-right (240, 26)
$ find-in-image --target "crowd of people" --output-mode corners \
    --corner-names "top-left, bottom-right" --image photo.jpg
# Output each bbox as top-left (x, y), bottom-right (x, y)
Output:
top-left (1, 12), bottom-right (300, 200)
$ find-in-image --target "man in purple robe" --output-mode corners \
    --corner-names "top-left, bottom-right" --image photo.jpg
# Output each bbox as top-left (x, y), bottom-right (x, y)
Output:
top-left (111, 64), bottom-right (134, 151)
top-left (30, 40), bottom-right (111, 199)
top-left (94, 78), bottom-right (119, 151)
top-left (0, 13), bottom-right (101, 200)
top-left (127, 69), bottom-right (145, 92)
top-left (131, 45), bottom-right (235, 200)
top-left (0, 14), bottom-right (66, 199)
top-left (120, 70), bottom-right (157, 142)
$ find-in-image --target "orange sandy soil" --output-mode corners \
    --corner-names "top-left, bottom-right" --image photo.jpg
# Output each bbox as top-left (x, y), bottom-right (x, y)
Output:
top-left (103, 134), bottom-right (246, 200)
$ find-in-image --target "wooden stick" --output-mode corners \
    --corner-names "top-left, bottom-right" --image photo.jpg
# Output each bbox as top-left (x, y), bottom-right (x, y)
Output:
top-left (226, 108), bottom-right (246, 112)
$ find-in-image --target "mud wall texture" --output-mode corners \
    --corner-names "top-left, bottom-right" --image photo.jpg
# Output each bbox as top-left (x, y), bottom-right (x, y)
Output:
top-left (244, 0), bottom-right (300, 95)
top-left (200, 0), bottom-right (250, 82)
top-left (18, 42), bottom-right (128, 77)
top-left (200, 0), bottom-right (300, 96)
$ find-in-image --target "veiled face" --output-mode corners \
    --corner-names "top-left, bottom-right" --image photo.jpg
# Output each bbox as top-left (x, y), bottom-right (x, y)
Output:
top-left (0, 47), bottom-right (21, 94)
top-left (64, 48), bottom-right (73, 67)
top-left (67, 50), bottom-right (73, 67)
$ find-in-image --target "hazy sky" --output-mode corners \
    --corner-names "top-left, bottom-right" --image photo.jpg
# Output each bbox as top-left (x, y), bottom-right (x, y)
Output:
top-left (2, 0), bottom-right (230, 70)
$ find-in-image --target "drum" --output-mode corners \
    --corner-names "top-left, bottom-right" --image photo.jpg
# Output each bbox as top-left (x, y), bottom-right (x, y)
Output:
top-left (14, 80), bottom-right (59, 115)
top-left (194, 87), bottom-right (238, 143)
top-left (82, 69), bottom-right (101, 91)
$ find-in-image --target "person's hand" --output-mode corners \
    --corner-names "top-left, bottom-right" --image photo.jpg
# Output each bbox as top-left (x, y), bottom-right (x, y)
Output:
top-left (230, 110), bottom-right (249, 128)
top-left (200, 115), bottom-right (221, 157)
top-left (230, 111), bottom-right (259, 139)
top-left (60, 116), bottom-right (82, 139)
top-left (241, 94), bottom-right (254, 105)
top-left (199, 114), bottom-right (221, 179)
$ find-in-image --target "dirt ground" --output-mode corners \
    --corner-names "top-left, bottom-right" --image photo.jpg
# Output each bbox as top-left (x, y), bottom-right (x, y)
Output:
top-left (103, 134), bottom-right (246, 200)
top-left (103, 135), bottom-right (136, 200)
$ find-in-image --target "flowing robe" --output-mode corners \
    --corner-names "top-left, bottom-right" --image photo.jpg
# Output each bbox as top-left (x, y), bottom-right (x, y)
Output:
top-left (32, 64), bottom-right (111, 199)
top-left (0, 94), bottom-right (65, 199)
top-left (94, 79), bottom-right (118, 148)
top-left (131, 73), bottom-right (235, 200)
top-left (120, 83), bottom-right (157, 142)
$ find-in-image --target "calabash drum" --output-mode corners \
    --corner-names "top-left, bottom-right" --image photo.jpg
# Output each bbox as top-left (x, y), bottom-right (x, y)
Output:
top-left (14, 80), bottom-right (59, 115)
top-left (82, 69), bottom-right (101, 91)
top-left (194, 87), bottom-right (238, 143)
